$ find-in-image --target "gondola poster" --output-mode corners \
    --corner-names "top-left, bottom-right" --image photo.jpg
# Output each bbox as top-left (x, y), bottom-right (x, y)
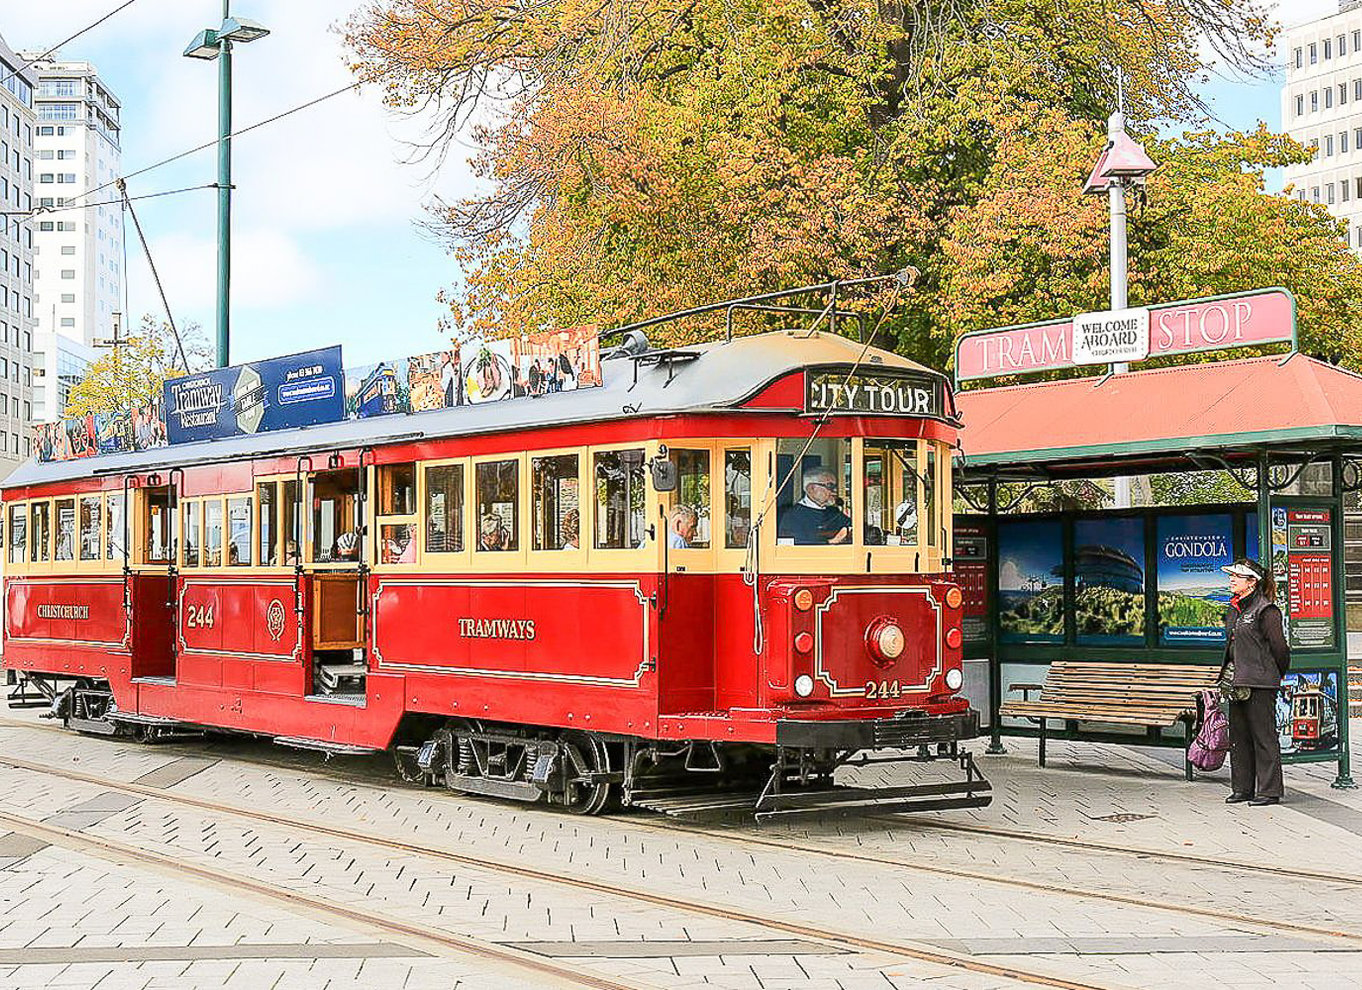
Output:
top-left (997, 520), bottom-right (1064, 644)
top-left (165, 346), bottom-right (345, 445)
top-left (1156, 513), bottom-right (1233, 645)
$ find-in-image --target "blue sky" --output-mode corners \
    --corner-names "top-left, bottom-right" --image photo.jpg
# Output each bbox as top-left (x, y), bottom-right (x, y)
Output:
top-left (0, 1), bottom-right (1338, 367)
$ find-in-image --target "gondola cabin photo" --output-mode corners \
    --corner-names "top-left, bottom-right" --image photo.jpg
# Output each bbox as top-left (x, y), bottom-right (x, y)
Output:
top-left (2, 317), bottom-right (987, 818)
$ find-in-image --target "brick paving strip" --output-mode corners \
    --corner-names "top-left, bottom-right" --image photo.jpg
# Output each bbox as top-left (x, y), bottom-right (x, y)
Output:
top-left (0, 943), bottom-right (429, 964)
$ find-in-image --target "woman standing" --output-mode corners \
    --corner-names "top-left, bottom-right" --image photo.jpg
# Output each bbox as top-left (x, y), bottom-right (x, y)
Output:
top-left (1219, 558), bottom-right (1290, 806)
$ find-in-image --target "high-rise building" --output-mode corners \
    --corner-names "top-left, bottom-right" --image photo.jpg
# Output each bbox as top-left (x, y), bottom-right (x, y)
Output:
top-left (1281, 2), bottom-right (1362, 250)
top-left (0, 34), bottom-right (38, 478)
top-left (23, 55), bottom-right (122, 423)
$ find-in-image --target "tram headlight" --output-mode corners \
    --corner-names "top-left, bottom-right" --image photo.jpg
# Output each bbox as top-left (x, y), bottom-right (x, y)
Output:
top-left (945, 668), bottom-right (964, 691)
top-left (794, 674), bottom-right (815, 698)
top-left (866, 618), bottom-right (905, 663)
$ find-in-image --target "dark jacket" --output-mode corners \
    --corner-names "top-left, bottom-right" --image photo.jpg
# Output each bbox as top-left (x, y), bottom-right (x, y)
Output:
top-left (777, 502), bottom-right (851, 545)
top-left (1221, 589), bottom-right (1290, 689)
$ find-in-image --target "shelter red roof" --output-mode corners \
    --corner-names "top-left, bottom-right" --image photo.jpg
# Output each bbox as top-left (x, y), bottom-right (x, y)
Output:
top-left (956, 354), bottom-right (1362, 475)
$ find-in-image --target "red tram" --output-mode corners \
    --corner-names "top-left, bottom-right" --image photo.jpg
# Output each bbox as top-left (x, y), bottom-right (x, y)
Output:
top-left (2, 304), bottom-right (987, 817)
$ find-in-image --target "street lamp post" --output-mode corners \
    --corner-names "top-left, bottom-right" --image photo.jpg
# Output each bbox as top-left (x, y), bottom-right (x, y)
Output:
top-left (184, 6), bottom-right (270, 369)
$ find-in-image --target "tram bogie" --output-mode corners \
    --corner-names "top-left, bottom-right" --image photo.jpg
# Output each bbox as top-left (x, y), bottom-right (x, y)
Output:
top-left (2, 317), bottom-right (989, 817)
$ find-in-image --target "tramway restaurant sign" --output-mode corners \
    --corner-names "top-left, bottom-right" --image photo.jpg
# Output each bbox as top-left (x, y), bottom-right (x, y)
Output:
top-left (165, 346), bottom-right (345, 445)
top-left (954, 289), bottom-right (1296, 382)
top-left (805, 370), bottom-right (944, 418)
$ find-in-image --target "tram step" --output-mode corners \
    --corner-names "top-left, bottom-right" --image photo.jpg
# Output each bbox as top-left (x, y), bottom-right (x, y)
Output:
top-left (627, 788), bottom-right (765, 815)
top-left (273, 736), bottom-right (381, 757)
top-left (66, 715), bottom-right (119, 736)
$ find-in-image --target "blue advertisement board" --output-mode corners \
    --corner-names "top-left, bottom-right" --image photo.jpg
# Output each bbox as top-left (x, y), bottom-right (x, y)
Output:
top-left (1156, 513), bottom-right (1233, 645)
top-left (997, 519), bottom-right (1065, 644)
top-left (1073, 517), bottom-right (1146, 645)
top-left (164, 346), bottom-right (345, 445)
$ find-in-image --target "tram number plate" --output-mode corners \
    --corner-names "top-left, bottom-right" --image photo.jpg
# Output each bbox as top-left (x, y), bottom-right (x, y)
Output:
top-left (185, 603), bottom-right (216, 629)
top-left (864, 680), bottom-right (902, 700)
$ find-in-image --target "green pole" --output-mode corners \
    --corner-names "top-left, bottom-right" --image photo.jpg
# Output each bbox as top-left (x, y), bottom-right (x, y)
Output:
top-left (216, 4), bottom-right (232, 369)
top-left (1331, 453), bottom-right (1354, 788)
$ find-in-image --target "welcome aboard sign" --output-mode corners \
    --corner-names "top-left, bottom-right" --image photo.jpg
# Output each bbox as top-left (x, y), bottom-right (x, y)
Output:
top-left (954, 289), bottom-right (1296, 383)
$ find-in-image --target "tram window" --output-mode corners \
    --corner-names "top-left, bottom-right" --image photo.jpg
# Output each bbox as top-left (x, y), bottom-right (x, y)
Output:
top-left (925, 446), bottom-right (938, 547)
top-left (424, 464), bottom-right (465, 553)
top-left (227, 497), bottom-right (251, 566)
top-left (78, 495), bottom-right (101, 561)
top-left (204, 500), bottom-right (224, 567)
top-left (30, 502), bottom-right (50, 562)
top-left (282, 480), bottom-right (301, 564)
top-left (774, 438), bottom-right (852, 546)
top-left (8, 503), bottom-right (25, 565)
top-left (106, 492), bottom-right (126, 562)
top-left (312, 470), bottom-right (359, 563)
top-left (475, 460), bottom-right (519, 552)
top-left (668, 449), bottom-right (710, 549)
top-left (380, 524), bottom-right (415, 564)
top-left (257, 483), bottom-right (277, 565)
top-left (532, 454), bottom-right (579, 550)
top-left (378, 463), bottom-right (415, 516)
top-left (724, 449), bottom-right (751, 549)
top-left (54, 498), bottom-right (75, 561)
top-left (144, 490), bottom-right (171, 563)
top-left (594, 449), bottom-right (646, 550)
top-left (183, 501), bottom-right (201, 568)
top-left (864, 440), bottom-right (919, 546)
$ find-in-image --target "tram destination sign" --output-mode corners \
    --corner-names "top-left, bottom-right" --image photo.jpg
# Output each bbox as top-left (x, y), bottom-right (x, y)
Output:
top-left (805, 369), bottom-right (945, 418)
top-left (954, 289), bottom-right (1296, 382)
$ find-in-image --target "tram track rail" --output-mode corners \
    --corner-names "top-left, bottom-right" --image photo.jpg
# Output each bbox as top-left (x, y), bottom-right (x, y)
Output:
top-left (0, 746), bottom-right (1145, 990)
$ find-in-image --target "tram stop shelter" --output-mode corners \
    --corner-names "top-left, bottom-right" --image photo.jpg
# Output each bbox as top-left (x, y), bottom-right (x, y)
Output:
top-left (952, 289), bottom-right (1356, 788)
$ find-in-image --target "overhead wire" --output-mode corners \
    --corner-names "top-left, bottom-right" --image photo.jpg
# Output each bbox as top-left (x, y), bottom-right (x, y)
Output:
top-left (0, 0), bottom-right (144, 91)
top-left (3, 183), bottom-right (218, 217)
top-left (117, 180), bottom-right (189, 371)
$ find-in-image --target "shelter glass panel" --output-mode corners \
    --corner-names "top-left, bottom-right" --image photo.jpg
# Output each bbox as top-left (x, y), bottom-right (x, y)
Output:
top-left (78, 495), bottom-right (101, 561)
top-left (774, 438), bottom-right (852, 546)
top-left (30, 502), bottom-right (49, 563)
top-left (724, 448), bottom-right (752, 549)
top-left (257, 483), bottom-right (277, 566)
top-left (668, 449), bottom-right (710, 549)
top-left (105, 492), bottom-right (125, 562)
top-left (594, 449), bottom-right (646, 550)
top-left (227, 497), bottom-right (251, 566)
top-left (476, 460), bottom-right (519, 552)
top-left (204, 501), bottom-right (224, 567)
top-left (864, 440), bottom-right (918, 546)
top-left (424, 464), bottom-right (464, 554)
top-left (54, 498), bottom-right (74, 561)
top-left (7, 503), bottom-right (24, 564)
top-left (532, 454), bottom-right (579, 551)
top-left (182, 501), bottom-right (201, 568)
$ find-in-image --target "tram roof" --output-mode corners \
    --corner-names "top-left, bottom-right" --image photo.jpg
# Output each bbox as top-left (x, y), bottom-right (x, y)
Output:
top-left (5, 330), bottom-right (938, 489)
top-left (955, 353), bottom-right (1362, 479)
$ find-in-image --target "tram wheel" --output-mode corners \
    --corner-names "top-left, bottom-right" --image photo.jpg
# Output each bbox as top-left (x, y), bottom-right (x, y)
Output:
top-left (559, 732), bottom-right (611, 815)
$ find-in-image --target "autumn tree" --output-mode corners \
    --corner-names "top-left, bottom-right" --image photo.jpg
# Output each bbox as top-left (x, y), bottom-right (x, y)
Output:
top-left (64, 315), bottom-right (209, 418)
top-left (343, 1), bottom-right (1362, 365)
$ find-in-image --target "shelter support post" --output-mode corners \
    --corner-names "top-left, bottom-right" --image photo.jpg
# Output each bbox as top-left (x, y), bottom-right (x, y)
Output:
top-left (1331, 453), bottom-right (1355, 789)
top-left (986, 477), bottom-right (1006, 755)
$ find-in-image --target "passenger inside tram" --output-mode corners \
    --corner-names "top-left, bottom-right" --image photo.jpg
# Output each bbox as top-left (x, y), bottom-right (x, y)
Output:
top-left (668, 505), bottom-right (698, 548)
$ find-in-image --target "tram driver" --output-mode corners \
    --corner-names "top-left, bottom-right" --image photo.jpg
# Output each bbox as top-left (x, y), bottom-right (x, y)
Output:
top-left (777, 466), bottom-right (851, 545)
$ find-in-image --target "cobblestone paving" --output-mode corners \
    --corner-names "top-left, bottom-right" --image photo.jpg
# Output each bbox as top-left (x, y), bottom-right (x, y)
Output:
top-left (0, 714), bottom-right (1358, 988)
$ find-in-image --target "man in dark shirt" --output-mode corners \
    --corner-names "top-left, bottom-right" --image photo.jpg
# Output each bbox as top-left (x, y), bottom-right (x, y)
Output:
top-left (778, 467), bottom-right (851, 545)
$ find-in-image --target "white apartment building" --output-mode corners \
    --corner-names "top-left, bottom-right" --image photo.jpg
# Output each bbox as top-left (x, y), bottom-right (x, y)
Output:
top-left (0, 33), bottom-right (38, 478)
top-left (1282, 2), bottom-right (1362, 249)
top-left (22, 55), bottom-right (122, 422)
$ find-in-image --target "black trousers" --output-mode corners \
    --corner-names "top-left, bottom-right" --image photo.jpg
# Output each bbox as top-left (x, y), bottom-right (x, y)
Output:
top-left (1228, 688), bottom-right (1284, 799)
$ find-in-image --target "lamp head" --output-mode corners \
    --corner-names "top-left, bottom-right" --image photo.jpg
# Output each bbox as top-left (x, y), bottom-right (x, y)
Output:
top-left (220, 17), bottom-right (271, 43)
top-left (183, 28), bottom-right (221, 60)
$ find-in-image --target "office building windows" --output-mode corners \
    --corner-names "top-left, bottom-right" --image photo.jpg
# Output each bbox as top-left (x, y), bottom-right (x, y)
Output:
top-left (1326, 87), bottom-right (1334, 109)
top-left (1313, 90), bottom-right (1321, 111)
top-left (1297, 47), bottom-right (1304, 69)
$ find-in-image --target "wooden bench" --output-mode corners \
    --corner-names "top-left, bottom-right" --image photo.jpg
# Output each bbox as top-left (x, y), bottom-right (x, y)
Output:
top-left (998, 662), bottom-right (1222, 780)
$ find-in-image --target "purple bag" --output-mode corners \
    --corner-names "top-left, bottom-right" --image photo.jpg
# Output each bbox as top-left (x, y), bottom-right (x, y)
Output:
top-left (1188, 689), bottom-right (1230, 771)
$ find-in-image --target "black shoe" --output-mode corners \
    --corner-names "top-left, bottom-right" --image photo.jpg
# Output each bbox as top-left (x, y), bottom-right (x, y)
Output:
top-left (1225, 793), bottom-right (1253, 803)
top-left (1248, 796), bottom-right (1280, 806)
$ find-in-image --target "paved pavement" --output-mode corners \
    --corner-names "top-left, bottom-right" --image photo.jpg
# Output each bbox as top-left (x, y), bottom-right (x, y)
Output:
top-left (0, 709), bottom-right (1358, 989)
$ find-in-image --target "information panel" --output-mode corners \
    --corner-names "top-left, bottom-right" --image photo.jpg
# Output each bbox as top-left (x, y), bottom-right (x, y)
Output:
top-left (1285, 508), bottom-right (1335, 650)
top-left (955, 521), bottom-right (989, 644)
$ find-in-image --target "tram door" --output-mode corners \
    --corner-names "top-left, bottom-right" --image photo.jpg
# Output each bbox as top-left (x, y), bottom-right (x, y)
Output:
top-left (295, 466), bottom-right (367, 699)
top-left (127, 483), bottom-right (177, 681)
